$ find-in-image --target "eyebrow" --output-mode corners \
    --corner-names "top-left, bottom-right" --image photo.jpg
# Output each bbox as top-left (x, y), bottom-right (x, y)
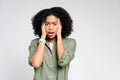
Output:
top-left (45, 21), bottom-right (57, 23)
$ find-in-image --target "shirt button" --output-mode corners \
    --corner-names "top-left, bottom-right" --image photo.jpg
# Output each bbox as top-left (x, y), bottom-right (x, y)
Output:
top-left (50, 75), bottom-right (53, 78)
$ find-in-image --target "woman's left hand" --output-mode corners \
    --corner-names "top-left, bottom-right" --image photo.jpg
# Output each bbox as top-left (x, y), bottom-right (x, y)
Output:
top-left (57, 19), bottom-right (62, 37)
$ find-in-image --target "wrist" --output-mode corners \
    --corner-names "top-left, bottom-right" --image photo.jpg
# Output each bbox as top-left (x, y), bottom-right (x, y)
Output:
top-left (39, 38), bottom-right (46, 43)
top-left (57, 34), bottom-right (62, 39)
top-left (41, 35), bottom-right (46, 39)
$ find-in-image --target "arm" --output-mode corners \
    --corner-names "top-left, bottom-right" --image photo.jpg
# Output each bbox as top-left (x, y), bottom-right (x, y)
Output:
top-left (58, 39), bottom-right (76, 67)
top-left (57, 35), bottom-right (65, 60)
top-left (29, 23), bottom-right (46, 68)
top-left (57, 19), bottom-right (65, 60)
top-left (57, 19), bottom-right (76, 67)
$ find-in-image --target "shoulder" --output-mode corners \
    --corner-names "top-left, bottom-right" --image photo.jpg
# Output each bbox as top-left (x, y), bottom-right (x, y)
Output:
top-left (63, 37), bottom-right (76, 42)
top-left (63, 37), bottom-right (76, 45)
top-left (30, 38), bottom-right (39, 46)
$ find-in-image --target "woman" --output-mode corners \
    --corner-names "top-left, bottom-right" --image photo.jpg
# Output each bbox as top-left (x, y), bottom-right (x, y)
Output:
top-left (28, 7), bottom-right (76, 80)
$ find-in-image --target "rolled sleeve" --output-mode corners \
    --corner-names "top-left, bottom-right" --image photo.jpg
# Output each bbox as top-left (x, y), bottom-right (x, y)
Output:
top-left (28, 39), bottom-right (38, 66)
top-left (58, 39), bottom-right (76, 67)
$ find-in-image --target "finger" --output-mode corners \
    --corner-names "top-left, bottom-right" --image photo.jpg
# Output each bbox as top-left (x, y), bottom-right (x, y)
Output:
top-left (58, 19), bottom-right (62, 29)
top-left (42, 23), bottom-right (45, 29)
top-left (57, 18), bottom-right (61, 25)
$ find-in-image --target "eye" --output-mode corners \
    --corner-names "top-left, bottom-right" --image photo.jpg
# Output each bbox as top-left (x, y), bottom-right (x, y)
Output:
top-left (45, 23), bottom-right (49, 26)
top-left (53, 22), bottom-right (57, 25)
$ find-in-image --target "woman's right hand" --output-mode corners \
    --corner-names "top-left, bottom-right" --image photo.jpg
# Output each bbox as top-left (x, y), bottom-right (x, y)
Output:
top-left (41, 23), bottom-right (46, 39)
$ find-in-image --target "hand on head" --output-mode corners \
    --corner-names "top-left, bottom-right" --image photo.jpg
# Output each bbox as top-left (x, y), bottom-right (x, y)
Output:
top-left (41, 22), bottom-right (46, 39)
top-left (57, 18), bottom-right (62, 37)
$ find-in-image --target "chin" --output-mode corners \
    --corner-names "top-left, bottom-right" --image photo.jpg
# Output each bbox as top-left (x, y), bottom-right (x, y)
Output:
top-left (47, 35), bottom-right (57, 40)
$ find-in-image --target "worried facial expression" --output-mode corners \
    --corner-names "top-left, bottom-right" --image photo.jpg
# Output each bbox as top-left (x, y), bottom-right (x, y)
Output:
top-left (45, 15), bottom-right (59, 40)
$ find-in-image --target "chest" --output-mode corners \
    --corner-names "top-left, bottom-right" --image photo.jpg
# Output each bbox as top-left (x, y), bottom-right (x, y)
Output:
top-left (43, 44), bottom-right (58, 67)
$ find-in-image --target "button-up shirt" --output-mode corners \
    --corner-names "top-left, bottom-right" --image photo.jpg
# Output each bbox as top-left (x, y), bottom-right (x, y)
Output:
top-left (28, 38), bottom-right (76, 80)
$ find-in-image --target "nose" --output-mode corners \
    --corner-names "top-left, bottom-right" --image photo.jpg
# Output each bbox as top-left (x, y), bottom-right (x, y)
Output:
top-left (48, 24), bottom-right (53, 30)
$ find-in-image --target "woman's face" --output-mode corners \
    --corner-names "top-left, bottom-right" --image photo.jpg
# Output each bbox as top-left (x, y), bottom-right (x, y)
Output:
top-left (45, 15), bottom-right (59, 40)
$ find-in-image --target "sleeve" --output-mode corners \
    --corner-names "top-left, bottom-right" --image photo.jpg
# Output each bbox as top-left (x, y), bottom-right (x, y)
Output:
top-left (28, 39), bottom-right (38, 66)
top-left (58, 39), bottom-right (76, 67)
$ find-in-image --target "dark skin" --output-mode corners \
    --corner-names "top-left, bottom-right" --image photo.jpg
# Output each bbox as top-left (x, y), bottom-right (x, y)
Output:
top-left (30, 15), bottom-right (65, 68)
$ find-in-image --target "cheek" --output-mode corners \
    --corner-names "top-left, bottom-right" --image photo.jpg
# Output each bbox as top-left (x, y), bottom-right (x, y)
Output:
top-left (56, 27), bottom-right (59, 32)
top-left (56, 26), bottom-right (59, 30)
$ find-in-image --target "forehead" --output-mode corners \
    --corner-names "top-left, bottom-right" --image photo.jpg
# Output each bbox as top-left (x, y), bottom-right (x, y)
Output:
top-left (45, 15), bottom-right (58, 22)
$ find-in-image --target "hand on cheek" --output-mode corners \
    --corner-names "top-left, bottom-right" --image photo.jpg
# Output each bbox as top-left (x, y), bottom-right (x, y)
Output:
top-left (41, 23), bottom-right (46, 39)
top-left (57, 19), bottom-right (62, 37)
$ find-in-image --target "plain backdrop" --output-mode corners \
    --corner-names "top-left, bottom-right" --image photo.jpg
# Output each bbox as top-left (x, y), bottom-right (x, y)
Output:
top-left (0, 0), bottom-right (120, 80)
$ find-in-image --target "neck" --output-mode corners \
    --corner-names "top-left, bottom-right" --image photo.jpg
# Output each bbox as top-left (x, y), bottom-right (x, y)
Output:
top-left (48, 38), bottom-right (56, 43)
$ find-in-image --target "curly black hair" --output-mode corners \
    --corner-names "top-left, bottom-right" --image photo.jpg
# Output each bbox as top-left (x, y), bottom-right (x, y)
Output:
top-left (31, 7), bottom-right (73, 38)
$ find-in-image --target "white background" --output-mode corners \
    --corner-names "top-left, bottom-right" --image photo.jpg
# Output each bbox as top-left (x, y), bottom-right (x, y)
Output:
top-left (0, 0), bottom-right (120, 80)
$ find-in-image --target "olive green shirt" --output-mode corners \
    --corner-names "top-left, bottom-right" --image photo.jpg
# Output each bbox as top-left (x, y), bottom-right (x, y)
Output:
top-left (28, 38), bottom-right (76, 80)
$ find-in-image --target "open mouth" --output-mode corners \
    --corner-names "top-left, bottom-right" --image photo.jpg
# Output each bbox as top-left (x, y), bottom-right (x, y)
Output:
top-left (48, 32), bottom-right (54, 35)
